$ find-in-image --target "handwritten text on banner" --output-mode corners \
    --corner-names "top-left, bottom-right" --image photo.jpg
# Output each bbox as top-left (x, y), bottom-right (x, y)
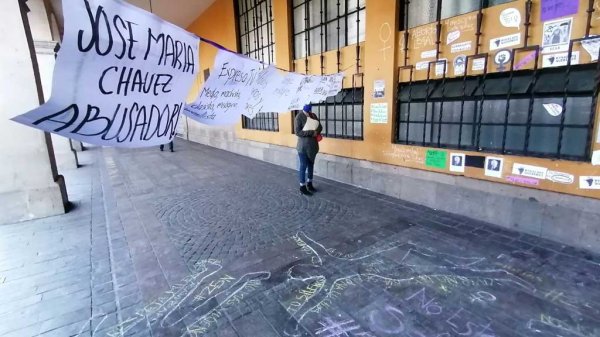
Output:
top-left (185, 49), bottom-right (344, 125)
top-left (12, 0), bottom-right (199, 147)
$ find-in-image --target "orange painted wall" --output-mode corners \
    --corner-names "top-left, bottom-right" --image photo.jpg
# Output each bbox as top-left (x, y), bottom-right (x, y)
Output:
top-left (186, 0), bottom-right (237, 101)
top-left (185, 0), bottom-right (600, 199)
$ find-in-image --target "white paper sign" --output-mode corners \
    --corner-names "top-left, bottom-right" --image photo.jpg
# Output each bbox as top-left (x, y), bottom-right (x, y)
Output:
top-left (500, 8), bottom-right (521, 29)
top-left (451, 41), bottom-right (472, 53)
top-left (579, 176), bottom-right (600, 190)
top-left (592, 151), bottom-right (600, 166)
top-left (11, 0), bottom-right (199, 147)
top-left (490, 33), bottom-right (521, 51)
top-left (581, 36), bottom-right (600, 61)
top-left (447, 30), bottom-right (461, 44)
top-left (416, 61), bottom-right (430, 71)
top-left (546, 170), bottom-right (575, 184)
top-left (373, 80), bottom-right (385, 98)
top-left (185, 50), bottom-right (262, 125)
top-left (435, 59), bottom-right (448, 76)
top-left (542, 52), bottom-right (579, 68)
top-left (370, 103), bottom-right (388, 124)
top-left (485, 157), bottom-right (504, 178)
top-left (450, 153), bottom-right (465, 173)
top-left (472, 58), bottom-right (486, 71)
top-left (421, 49), bottom-right (437, 59)
top-left (512, 163), bottom-right (548, 179)
top-left (542, 103), bottom-right (563, 116)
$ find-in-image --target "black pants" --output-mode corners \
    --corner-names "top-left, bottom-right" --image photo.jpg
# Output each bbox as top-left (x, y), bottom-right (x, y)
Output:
top-left (160, 142), bottom-right (174, 151)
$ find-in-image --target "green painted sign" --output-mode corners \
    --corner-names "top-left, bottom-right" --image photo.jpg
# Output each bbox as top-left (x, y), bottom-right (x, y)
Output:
top-left (425, 149), bottom-right (447, 169)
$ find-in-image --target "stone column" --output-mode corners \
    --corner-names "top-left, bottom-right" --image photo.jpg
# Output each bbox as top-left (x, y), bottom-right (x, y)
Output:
top-left (0, 0), bottom-right (68, 224)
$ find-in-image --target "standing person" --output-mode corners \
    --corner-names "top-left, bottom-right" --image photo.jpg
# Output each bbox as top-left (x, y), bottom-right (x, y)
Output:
top-left (295, 104), bottom-right (322, 195)
top-left (160, 141), bottom-right (174, 152)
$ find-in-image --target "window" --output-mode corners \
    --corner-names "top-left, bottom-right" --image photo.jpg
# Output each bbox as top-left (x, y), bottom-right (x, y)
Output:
top-left (402, 0), bottom-right (515, 29)
top-left (396, 64), bottom-right (597, 161)
top-left (294, 88), bottom-right (364, 140)
top-left (292, 0), bottom-right (366, 59)
top-left (236, 0), bottom-right (279, 131)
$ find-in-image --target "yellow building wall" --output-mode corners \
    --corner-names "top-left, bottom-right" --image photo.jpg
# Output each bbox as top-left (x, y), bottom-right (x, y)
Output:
top-left (187, 0), bottom-right (600, 199)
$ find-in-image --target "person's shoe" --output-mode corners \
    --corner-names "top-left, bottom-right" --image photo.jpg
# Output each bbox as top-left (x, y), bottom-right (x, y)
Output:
top-left (160, 147), bottom-right (164, 151)
top-left (170, 149), bottom-right (174, 152)
top-left (307, 182), bottom-right (317, 193)
top-left (300, 185), bottom-right (312, 196)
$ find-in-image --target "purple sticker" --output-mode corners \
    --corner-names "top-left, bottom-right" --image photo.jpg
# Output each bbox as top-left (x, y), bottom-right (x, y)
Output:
top-left (541, 0), bottom-right (579, 21)
top-left (514, 51), bottom-right (537, 70)
top-left (507, 176), bottom-right (540, 186)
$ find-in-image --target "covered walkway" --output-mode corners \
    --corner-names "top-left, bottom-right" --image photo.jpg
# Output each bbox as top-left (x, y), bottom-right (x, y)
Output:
top-left (0, 140), bottom-right (599, 336)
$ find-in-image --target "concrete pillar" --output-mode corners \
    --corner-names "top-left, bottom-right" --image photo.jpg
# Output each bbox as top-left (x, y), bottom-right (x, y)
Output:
top-left (29, 0), bottom-right (79, 169)
top-left (0, 0), bottom-right (68, 224)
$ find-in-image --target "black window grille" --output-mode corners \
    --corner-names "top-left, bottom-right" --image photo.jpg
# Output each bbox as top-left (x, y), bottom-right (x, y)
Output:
top-left (294, 88), bottom-right (364, 140)
top-left (236, 0), bottom-right (279, 131)
top-left (292, 0), bottom-right (366, 59)
top-left (396, 64), bottom-right (598, 161)
top-left (401, 0), bottom-right (515, 29)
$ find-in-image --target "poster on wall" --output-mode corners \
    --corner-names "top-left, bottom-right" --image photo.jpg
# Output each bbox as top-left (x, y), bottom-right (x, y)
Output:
top-left (542, 52), bottom-right (579, 68)
top-left (373, 80), bottom-right (385, 98)
top-left (541, 0), bottom-right (579, 22)
top-left (490, 33), bottom-right (521, 51)
top-left (579, 176), bottom-right (600, 190)
top-left (542, 17), bottom-right (573, 54)
top-left (449, 153), bottom-right (465, 173)
top-left (370, 103), bottom-right (388, 124)
top-left (485, 157), bottom-right (504, 178)
top-left (11, 0), bottom-right (199, 147)
top-left (425, 149), bottom-right (447, 169)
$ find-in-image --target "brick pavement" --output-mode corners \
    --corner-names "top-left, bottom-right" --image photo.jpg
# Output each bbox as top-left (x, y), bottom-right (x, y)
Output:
top-left (1, 140), bottom-right (599, 337)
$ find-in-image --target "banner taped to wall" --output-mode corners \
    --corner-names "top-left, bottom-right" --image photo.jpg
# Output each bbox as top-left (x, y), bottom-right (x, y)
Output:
top-left (12, 0), bottom-right (199, 147)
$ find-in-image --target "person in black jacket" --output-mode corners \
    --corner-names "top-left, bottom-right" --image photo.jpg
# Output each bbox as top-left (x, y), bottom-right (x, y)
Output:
top-left (294, 105), bottom-right (322, 195)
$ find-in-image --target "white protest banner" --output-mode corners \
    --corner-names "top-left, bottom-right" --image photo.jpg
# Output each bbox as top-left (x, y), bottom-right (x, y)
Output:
top-left (244, 65), bottom-right (284, 118)
top-left (260, 71), bottom-right (305, 112)
top-left (185, 50), bottom-right (262, 125)
top-left (288, 75), bottom-right (322, 110)
top-left (12, 0), bottom-right (199, 147)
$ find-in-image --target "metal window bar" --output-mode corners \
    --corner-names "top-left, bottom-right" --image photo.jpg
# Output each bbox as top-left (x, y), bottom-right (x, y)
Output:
top-left (237, 0), bottom-right (278, 132)
top-left (394, 66), bottom-right (596, 161)
top-left (435, 60), bottom-right (448, 147)
top-left (397, 65), bottom-right (414, 142)
top-left (518, 45), bottom-right (541, 155)
top-left (474, 55), bottom-right (490, 149)
top-left (500, 49), bottom-right (520, 153)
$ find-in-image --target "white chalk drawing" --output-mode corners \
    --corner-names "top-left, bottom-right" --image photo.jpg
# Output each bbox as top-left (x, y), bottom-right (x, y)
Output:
top-left (79, 259), bottom-right (270, 337)
top-left (378, 22), bottom-right (392, 61)
top-left (282, 232), bottom-right (535, 336)
top-left (315, 317), bottom-right (374, 337)
top-left (75, 232), bottom-right (598, 336)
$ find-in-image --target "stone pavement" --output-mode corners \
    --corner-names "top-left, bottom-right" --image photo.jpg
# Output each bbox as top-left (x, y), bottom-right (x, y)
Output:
top-left (1, 140), bottom-right (599, 337)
